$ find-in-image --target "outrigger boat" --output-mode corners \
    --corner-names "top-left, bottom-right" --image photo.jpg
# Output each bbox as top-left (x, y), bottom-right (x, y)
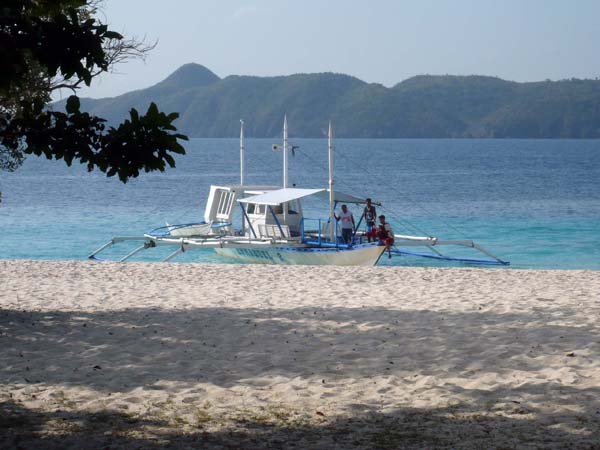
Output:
top-left (89, 117), bottom-right (509, 267)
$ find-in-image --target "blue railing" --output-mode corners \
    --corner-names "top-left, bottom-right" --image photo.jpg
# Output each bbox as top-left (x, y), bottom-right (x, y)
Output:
top-left (301, 218), bottom-right (340, 247)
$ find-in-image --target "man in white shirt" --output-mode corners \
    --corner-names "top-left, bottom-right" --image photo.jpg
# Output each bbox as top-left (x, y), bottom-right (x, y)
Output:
top-left (335, 204), bottom-right (355, 245)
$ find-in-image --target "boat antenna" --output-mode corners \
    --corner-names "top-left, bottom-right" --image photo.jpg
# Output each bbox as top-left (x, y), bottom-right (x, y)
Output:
top-left (283, 114), bottom-right (289, 189)
top-left (240, 119), bottom-right (245, 185)
top-left (328, 120), bottom-right (335, 243)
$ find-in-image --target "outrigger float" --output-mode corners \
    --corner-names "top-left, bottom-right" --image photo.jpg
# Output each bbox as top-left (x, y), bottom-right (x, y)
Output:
top-left (89, 118), bottom-right (509, 267)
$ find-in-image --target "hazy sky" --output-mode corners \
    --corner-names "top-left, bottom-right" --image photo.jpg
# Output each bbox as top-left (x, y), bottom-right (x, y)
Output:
top-left (72, 0), bottom-right (600, 99)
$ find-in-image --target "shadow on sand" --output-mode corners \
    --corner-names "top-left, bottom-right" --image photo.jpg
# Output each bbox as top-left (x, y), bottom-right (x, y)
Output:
top-left (1, 396), bottom-right (599, 449)
top-left (1, 306), bottom-right (599, 448)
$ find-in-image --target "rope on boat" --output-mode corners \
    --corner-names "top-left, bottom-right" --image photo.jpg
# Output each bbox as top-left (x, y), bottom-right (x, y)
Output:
top-left (294, 148), bottom-right (431, 237)
top-left (294, 145), bottom-right (508, 265)
top-left (331, 147), bottom-right (472, 240)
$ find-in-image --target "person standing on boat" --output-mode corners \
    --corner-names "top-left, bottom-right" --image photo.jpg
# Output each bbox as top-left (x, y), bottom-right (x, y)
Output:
top-left (377, 215), bottom-right (394, 258)
top-left (363, 198), bottom-right (377, 242)
top-left (335, 204), bottom-right (355, 245)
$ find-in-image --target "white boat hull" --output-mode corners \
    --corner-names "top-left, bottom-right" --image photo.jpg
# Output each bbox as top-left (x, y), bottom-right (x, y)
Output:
top-left (214, 243), bottom-right (385, 266)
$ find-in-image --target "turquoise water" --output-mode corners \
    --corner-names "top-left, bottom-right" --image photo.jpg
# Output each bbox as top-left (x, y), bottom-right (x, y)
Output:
top-left (1, 138), bottom-right (599, 269)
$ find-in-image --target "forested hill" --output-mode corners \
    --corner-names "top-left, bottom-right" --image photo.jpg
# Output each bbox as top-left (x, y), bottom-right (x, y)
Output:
top-left (56, 63), bottom-right (600, 138)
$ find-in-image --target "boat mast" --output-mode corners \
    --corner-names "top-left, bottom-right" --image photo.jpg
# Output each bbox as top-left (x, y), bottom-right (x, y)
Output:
top-left (328, 121), bottom-right (335, 242)
top-left (282, 115), bottom-right (289, 222)
top-left (239, 119), bottom-right (245, 234)
top-left (240, 119), bottom-right (245, 185)
top-left (283, 115), bottom-right (289, 189)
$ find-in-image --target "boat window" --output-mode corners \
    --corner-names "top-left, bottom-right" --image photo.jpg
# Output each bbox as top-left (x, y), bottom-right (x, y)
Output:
top-left (246, 203), bottom-right (255, 214)
top-left (272, 204), bottom-right (283, 214)
top-left (255, 204), bottom-right (265, 215)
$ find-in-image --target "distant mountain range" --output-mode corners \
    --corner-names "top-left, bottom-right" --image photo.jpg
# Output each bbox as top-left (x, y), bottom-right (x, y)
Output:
top-left (56, 63), bottom-right (600, 138)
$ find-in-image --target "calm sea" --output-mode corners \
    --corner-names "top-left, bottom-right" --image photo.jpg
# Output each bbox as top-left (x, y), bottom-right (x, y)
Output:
top-left (1, 138), bottom-right (599, 269)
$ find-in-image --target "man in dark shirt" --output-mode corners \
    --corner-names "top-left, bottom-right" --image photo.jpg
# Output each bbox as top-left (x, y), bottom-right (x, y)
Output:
top-left (363, 198), bottom-right (377, 242)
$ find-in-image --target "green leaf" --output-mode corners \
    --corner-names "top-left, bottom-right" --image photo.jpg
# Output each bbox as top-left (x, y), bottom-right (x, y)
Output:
top-left (164, 154), bottom-right (175, 167)
top-left (129, 108), bottom-right (139, 123)
top-left (104, 31), bottom-right (123, 40)
top-left (65, 95), bottom-right (80, 114)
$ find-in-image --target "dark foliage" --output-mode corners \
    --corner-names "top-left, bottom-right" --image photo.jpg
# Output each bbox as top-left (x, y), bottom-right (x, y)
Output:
top-left (0, 0), bottom-right (187, 182)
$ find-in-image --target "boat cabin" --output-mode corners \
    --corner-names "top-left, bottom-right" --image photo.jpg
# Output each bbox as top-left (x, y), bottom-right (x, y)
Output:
top-left (203, 184), bottom-right (280, 235)
top-left (203, 184), bottom-right (374, 241)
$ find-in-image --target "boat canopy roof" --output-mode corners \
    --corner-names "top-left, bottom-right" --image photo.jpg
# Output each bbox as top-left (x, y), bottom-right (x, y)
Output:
top-left (210, 184), bottom-right (280, 192)
top-left (238, 188), bottom-right (379, 206)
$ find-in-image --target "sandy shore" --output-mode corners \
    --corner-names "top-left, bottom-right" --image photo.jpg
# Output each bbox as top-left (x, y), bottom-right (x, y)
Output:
top-left (1, 260), bottom-right (599, 449)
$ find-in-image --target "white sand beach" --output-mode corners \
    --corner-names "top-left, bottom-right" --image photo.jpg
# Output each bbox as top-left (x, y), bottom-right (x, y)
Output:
top-left (1, 260), bottom-right (599, 449)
